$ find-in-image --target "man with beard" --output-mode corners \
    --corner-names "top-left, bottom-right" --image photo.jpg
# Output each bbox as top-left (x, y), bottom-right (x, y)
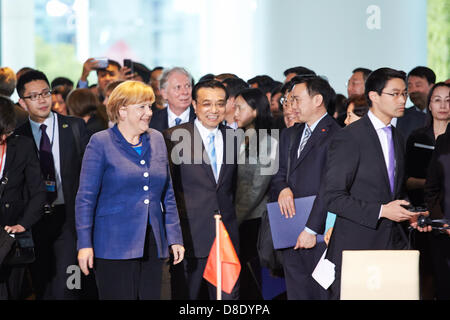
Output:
top-left (394, 66), bottom-right (436, 140)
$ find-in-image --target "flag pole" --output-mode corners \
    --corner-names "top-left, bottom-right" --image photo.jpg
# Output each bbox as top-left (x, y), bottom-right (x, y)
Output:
top-left (214, 214), bottom-right (222, 300)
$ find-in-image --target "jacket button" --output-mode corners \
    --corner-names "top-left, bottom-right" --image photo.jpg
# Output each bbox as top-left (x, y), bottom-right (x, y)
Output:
top-left (140, 160), bottom-right (146, 165)
top-left (144, 172), bottom-right (149, 178)
top-left (143, 186), bottom-right (149, 191)
top-left (144, 199), bottom-right (150, 205)
top-left (5, 203), bottom-right (9, 208)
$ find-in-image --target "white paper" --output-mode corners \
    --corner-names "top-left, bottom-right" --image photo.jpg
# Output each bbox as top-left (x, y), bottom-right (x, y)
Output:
top-left (312, 249), bottom-right (336, 290)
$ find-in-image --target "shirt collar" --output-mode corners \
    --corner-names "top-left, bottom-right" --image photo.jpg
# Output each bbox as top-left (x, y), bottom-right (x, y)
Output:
top-left (29, 111), bottom-right (55, 131)
top-left (368, 110), bottom-right (392, 130)
top-left (194, 118), bottom-right (219, 140)
top-left (307, 112), bottom-right (328, 132)
top-left (168, 106), bottom-right (190, 124)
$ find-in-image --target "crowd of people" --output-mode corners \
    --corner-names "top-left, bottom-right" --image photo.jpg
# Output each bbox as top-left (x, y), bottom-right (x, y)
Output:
top-left (0, 58), bottom-right (449, 301)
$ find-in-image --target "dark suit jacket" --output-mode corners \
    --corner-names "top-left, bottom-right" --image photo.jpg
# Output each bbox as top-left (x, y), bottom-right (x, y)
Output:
top-left (425, 124), bottom-right (450, 220)
top-left (271, 114), bottom-right (341, 235)
top-left (14, 113), bottom-right (89, 234)
top-left (149, 106), bottom-right (196, 132)
top-left (163, 122), bottom-right (238, 258)
top-left (325, 114), bottom-right (408, 269)
top-left (396, 107), bottom-right (426, 141)
top-left (0, 135), bottom-right (46, 229)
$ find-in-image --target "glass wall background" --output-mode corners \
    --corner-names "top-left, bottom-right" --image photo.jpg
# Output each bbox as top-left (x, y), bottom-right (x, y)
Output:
top-left (1, 0), bottom-right (448, 101)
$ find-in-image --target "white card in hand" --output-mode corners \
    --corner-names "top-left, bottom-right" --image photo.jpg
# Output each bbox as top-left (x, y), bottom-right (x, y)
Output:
top-left (312, 249), bottom-right (336, 290)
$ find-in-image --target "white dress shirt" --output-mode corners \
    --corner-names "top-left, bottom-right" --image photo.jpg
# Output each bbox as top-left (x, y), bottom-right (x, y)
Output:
top-left (29, 112), bottom-right (65, 205)
top-left (168, 106), bottom-right (191, 128)
top-left (194, 119), bottom-right (223, 180)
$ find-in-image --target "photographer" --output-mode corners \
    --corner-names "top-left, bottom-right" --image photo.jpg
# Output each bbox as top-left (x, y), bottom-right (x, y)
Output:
top-left (0, 96), bottom-right (46, 299)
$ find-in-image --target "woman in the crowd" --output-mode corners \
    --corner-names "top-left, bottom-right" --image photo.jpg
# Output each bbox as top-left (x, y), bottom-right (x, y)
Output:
top-left (51, 85), bottom-right (71, 116)
top-left (76, 81), bottom-right (184, 300)
top-left (406, 82), bottom-right (450, 206)
top-left (66, 89), bottom-right (108, 138)
top-left (0, 96), bottom-right (46, 300)
top-left (324, 94), bottom-right (369, 244)
top-left (234, 88), bottom-right (278, 298)
top-left (410, 82), bottom-right (450, 300)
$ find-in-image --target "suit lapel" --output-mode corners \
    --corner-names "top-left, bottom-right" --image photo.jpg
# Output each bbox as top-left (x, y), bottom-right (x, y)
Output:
top-left (3, 137), bottom-right (18, 176)
top-left (363, 116), bottom-right (392, 196)
top-left (392, 126), bottom-right (404, 196)
top-left (215, 126), bottom-right (230, 189)
top-left (58, 114), bottom-right (71, 177)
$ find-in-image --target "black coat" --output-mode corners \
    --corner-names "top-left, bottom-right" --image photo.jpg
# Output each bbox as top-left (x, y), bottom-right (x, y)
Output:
top-left (0, 135), bottom-right (46, 229)
top-left (325, 114), bottom-right (408, 270)
top-left (163, 122), bottom-right (238, 258)
top-left (14, 113), bottom-right (89, 234)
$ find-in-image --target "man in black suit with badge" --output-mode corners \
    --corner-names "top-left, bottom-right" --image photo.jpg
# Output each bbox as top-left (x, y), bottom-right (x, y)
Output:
top-left (271, 75), bottom-right (341, 300)
top-left (15, 70), bottom-right (90, 300)
top-left (325, 68), bottom-right (425, 299)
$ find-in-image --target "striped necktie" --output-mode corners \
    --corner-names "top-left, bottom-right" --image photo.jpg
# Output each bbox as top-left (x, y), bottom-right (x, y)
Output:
top-left (207, 132), bottom-right (218, 181)
top-left (297, 125), bottom-right (312, 158)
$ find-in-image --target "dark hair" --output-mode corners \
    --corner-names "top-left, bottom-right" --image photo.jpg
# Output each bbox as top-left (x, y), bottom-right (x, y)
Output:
top-left (222, 77), bottom-right (249, 98)
top-left (198, 74), bottom-right (216, 83)
top-left (16, 70), bottom-right (50, 98)
top-left (152, 66), bottom-right (164, 72)
top-left (289, 75), bottom-right (336, 111)
top-left (424, 82), bottom-right (450, 128)
top-left (364, 68), bottom-right (406, 107)
top-left (192, 80), bottom-right (229, 102)
top-left (0, 96), bottom-right (16, 135)
top-left (346, 94), bottom-right (369, 117)
top-left (0, 67), bottom-right (17, 97)
top-left (96, 59), bottom-right (121, 73)
top-left (247, 75), bottom-right (275, 94)
top-left (283, 66), bottom-right (316, 77)
top-left (236, 88), bottom-right (272, 131)
top-left (352, 68), bottom-right (372, 81)
top-left (133, 62), bottom-right (151, 83)
top-left (52, 85), bottom-right (71, 102)
top-left (51, 77), bottom-right (74, 90)
top-left (66, 88), bottom-right (101, 118)
top-left (335, 93), bottom-right (348, 115)
top-left (407, 66), bottom-right (436, 85)
top-left (215, 73), bottom-right (238, 82)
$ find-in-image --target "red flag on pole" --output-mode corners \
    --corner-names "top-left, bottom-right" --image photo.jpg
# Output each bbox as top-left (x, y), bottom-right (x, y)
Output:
top-left (203, 219), bottom-right (241, 295)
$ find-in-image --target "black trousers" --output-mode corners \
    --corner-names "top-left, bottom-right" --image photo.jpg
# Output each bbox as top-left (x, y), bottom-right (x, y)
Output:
top-left (430, 233), bottom-right (450, 300)
top-left (170, 256), bottom-right (240, 300)
top-left (0, 265), bottom-right (26, 300)
top-left (94, 226), bottom-right (164, 300)
top-left (281, 242), bottom-right (330, 300)
top-left (30, 205), bottom-right (79, 300)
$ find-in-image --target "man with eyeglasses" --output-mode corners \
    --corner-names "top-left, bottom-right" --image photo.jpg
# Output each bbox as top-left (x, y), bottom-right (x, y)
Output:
top-left (324, 68), bottom-right (426, 299)
top-left (15, 70), bottom-right (90, 300)
top-left (163, 80), bottom-right (239, 300)
top-left (394, 66), bottom-right (436, 140)
top-left (149, 67), bottom-right (196, 132)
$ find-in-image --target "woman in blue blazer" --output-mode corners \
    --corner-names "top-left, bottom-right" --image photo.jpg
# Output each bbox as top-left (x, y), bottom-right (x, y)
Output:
top-left (76, 81), bottom-right (184, 300)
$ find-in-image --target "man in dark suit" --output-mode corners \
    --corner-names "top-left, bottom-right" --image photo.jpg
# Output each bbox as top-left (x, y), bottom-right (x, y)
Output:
top-left (325, 68), bottom-right (424, 299)
top-left (163, 80), bottom-right (239, 300)
top-left (271, 75), bottom-right (341, 300)
top-left (15, 70), bottom-right (90, 300)
top-left (150, 67), bottom-right (196, 132)
top-left (395, 67), bottom-right (436, 140)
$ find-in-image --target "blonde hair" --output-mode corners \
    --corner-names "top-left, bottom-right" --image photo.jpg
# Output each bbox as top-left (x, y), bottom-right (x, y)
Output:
top-left (107, 81), bottom-right (155, 124)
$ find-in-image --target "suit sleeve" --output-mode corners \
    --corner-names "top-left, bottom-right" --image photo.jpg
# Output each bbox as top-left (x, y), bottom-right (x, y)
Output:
top-left (270, 127), bottom-right (291, 199)
top-left (75, 134), bottom-right (105, 250)
top-left (425, 136), bottom-right (444, 219)
top-left (158, 132), bottom-right (183, 247)
top-left (325, 130), bottom-right (381, 230)
top-left (17, 137), bottom-right (47, 229)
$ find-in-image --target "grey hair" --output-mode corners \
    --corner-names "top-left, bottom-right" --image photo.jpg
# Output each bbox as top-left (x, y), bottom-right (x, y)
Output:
top-left (160, 67), bottom-right (193, 90)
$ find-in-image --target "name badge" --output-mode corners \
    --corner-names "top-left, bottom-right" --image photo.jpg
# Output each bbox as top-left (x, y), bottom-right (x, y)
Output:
top-left (45, 180), bottom-right (56, 193)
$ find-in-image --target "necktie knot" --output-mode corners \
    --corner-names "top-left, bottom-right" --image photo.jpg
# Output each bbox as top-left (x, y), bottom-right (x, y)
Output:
top-left (382, 126), bottom-right (392, 137)
top-left (175, 118), bottom-right (182, 126)
top-left (40, 124), bottom-right (48, 132)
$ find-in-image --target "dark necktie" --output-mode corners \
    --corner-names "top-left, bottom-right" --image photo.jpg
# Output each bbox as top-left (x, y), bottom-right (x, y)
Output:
top-left (39, 124), bottom-right (57, 204)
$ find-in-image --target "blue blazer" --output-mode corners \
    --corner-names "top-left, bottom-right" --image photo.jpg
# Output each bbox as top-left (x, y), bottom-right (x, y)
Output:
top-left (75, 126), bottom-right (183, 260)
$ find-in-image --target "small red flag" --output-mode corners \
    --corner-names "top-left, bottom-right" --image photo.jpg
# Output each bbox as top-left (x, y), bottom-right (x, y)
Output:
top-left (203, 221), bottom-right (241, 294)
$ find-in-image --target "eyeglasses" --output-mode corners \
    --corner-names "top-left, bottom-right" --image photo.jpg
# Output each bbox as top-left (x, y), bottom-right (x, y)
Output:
top-left (22, 90), bottom-right (52, 101)
top-left (381, 91), bottom-right (408, 99)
